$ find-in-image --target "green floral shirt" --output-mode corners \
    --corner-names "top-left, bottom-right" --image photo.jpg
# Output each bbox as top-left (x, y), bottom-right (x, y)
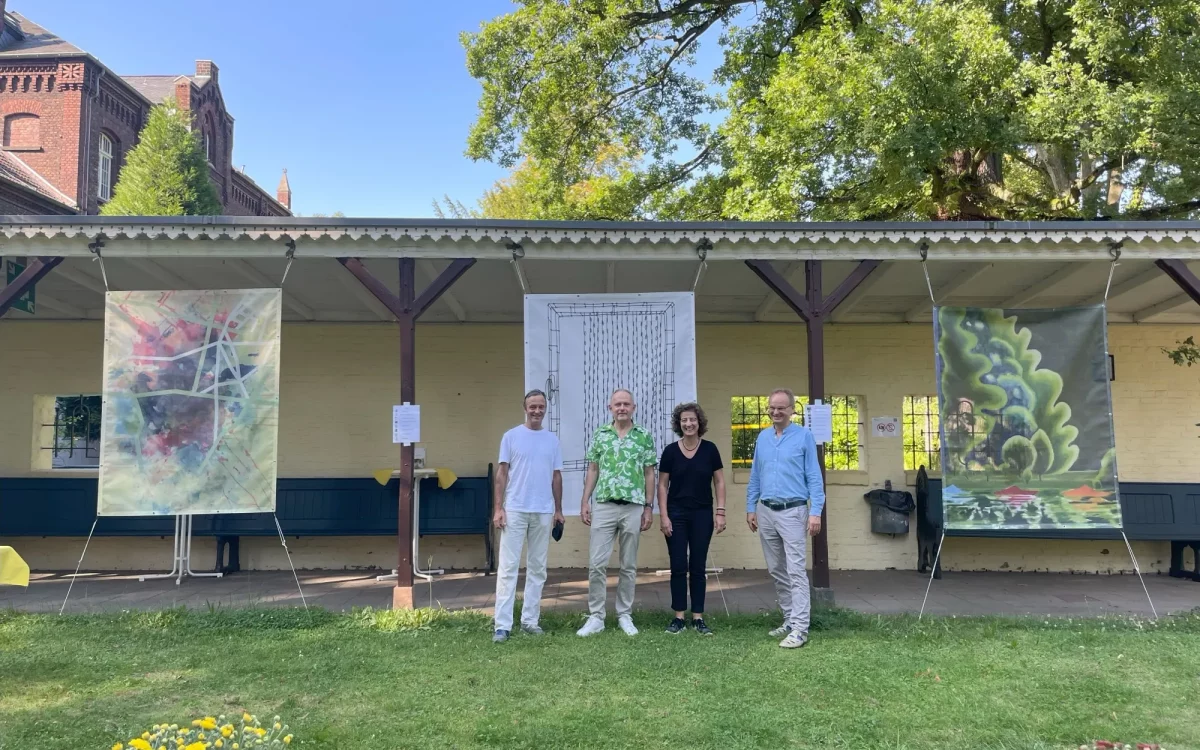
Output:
top-left (586, 423), bottom-right (657, 504)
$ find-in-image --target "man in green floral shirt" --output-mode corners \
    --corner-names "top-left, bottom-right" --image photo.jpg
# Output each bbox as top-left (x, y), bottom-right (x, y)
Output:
top-left (577, 388), bottom-right (657, 637)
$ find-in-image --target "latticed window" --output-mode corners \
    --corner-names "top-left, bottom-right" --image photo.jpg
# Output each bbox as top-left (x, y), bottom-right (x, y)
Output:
top-left (903, 395), bottom-right (941, 471)
top-left (731, 396), bottom-right (795, 468)
top-left (98, 133), bottom-right (113, 201)
top-left (45, 395), bottom-right (102, 468)
top-left (730, 394), bottom-right (863, 470)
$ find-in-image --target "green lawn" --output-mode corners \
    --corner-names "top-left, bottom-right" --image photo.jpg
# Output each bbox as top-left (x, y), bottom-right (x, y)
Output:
top-left (2, 606), bottom-right (1198, 749)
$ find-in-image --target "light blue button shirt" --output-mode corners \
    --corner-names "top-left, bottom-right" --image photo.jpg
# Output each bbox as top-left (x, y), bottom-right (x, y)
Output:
top-left (745, 423), bottom-right (826, 515)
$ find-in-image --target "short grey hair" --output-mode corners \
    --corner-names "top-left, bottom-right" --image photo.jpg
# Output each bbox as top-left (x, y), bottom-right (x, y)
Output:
top-left (610, 388), bottom-right (634, 402)
top-left (769, 388), bottom-right (796, 408)
top-left (523, 389), bottom-right (547, 405)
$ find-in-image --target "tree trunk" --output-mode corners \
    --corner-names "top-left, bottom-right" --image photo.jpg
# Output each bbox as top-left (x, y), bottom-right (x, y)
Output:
top-left (1105, 167), bottom-right (1124, 217)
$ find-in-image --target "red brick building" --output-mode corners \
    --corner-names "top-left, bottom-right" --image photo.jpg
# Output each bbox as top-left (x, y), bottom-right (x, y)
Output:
top-left (0, 6), bottom-right (290, 216)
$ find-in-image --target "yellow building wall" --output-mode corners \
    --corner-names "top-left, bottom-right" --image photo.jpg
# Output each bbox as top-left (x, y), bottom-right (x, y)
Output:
top-left (2, 321), bottom-right (1198, 574)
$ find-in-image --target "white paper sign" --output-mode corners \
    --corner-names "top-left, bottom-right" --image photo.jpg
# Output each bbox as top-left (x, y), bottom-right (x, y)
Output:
top-left (871, 416), bottom-right (901, 438)
top-left (392, 403), bottom-right (420, 445)
top-left (804, 400), bottom-right (833, 444)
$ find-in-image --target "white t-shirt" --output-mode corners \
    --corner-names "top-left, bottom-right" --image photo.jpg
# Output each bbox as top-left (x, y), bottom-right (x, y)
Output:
top-left (498, 424), bottom-right (563, 514)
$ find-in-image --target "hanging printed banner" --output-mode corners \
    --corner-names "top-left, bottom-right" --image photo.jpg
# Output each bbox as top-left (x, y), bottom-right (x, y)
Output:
top-left (98, 289), bottom-right (282, 516)
top-left (525, 293), bottom-right (697, 515)
top-left (934, 305), bottom-right (1121, 531)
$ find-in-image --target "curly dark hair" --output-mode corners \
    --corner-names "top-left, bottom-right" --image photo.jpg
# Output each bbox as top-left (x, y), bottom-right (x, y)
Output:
top-left (671, 402), bottom-right (708, 437)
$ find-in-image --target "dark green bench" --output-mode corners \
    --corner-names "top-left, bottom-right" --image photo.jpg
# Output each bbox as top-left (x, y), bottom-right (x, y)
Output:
top-left (0, 468), bottom-right (495, 574)
top-left (914, 466), bottom-right (1200, 580)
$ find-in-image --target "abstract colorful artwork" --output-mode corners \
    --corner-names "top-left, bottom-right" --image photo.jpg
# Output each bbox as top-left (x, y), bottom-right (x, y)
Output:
top-left (98, 290), bottom-right (282, 516)
top-left (934, 305), bottom-right (1121, 531)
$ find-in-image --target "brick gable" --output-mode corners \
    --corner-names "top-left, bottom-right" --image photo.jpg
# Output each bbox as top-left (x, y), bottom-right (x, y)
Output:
top-left (0, 11), bottom-right (290, 216)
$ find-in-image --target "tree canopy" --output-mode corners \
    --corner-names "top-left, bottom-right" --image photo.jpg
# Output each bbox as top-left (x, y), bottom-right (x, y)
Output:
top-left (463, 0), bottom-right (1200, 221)
top-left (101, 104), bottom-right (221, 217)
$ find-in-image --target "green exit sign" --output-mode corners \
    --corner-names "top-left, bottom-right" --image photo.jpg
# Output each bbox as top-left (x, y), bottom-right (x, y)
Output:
top-left (4, 258), bottom-right (35, 314)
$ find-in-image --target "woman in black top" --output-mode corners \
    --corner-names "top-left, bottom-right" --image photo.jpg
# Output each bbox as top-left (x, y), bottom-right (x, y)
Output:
top-left (657, 401), bottom-right (726, 635)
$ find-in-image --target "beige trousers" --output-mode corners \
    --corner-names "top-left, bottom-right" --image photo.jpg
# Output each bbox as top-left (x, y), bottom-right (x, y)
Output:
top-left (587, 501), bottom-right (644, 618)
top-left (759, 503), bottom-right (811, 634)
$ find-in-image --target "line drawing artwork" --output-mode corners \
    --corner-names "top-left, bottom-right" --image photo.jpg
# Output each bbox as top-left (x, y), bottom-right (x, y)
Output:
top-left (98, 289), bottom-right (282, 516)
top-left (527, 293), bottom-right (697, 515)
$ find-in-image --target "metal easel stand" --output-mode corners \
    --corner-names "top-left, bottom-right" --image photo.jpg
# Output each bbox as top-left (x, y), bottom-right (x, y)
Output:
top-left (377, 468), bottom-right (444, 582)
top-left (138, 514), bottom-right (223, 585)
top-left (917, 529), bottom-right (1158, 621)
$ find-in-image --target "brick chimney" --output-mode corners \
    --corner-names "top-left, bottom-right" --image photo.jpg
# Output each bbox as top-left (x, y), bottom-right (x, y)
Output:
top-left (276, 169), bottom-right (292, 211)
top-left (195, 60), bottom-right (218, 83)
top-left (173, 76), bottom-right (192, 110)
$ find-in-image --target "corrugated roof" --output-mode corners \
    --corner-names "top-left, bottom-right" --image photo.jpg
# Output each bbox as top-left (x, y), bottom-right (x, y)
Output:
top-left (1, 218), bottom-right (1199, 262)
top-left (0, 151), bottom-right (76, 209)
top-left (0, 12), bottom-right (85, 57)
top-left (120, 75), bottom-right (194, 105)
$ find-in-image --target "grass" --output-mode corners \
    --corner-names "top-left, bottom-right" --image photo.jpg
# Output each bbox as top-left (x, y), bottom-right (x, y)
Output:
top-left (2, 605), bottom-right (1199, 749)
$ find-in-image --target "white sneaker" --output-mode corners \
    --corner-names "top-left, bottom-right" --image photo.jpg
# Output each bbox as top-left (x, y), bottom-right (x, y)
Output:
top-left (768, 625), bottom-right (792, 638)
top-left (617, 615), bottom-right (639, 636)
top-left (779, 631), bottom-right (808, 649)
top-left (576, 616), bottom-right (605, 637)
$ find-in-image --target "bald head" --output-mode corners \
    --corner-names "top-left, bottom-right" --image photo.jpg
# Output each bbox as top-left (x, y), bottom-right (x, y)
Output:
top-left (609, 388), bottom-right (635, 426)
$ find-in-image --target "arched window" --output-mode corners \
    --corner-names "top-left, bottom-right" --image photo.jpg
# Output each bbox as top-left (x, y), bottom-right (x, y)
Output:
top-left (98, 133), bottom-right (114, 202)
top-left (3, 113), bottom-right (40, 150)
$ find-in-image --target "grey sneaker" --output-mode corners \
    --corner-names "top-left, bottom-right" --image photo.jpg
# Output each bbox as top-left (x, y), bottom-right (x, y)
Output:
top-left (768, 625), bottom-right (792, 638)
top-left (493, 629), bottom-right (510, 643)
top-left (779, 631), bottom-right (808, 649)
top-left (520, 623), bottom-right (544, 636)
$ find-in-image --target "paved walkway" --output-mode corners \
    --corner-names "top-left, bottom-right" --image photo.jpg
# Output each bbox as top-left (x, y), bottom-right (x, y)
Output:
top-left (3, 569), bottom-right (1197, 617)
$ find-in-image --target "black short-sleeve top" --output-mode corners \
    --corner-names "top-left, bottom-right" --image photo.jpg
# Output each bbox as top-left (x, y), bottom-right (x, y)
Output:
top-left (658, 439), bottom-right (724, 511)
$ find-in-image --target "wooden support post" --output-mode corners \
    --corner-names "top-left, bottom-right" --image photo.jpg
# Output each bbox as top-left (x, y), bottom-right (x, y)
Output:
top-left (0, 256), bottom-right (63, 318)
top-left (803, 261), bottom-right (831, 589)
top-left (1155, 259), bottom-right (1200, 307)
top-left (396, 258), bottom-right (417, 601)
top-left (336, 256), bottom-right (476, 609)
top-left (745, 259), bottom-right (882, 593)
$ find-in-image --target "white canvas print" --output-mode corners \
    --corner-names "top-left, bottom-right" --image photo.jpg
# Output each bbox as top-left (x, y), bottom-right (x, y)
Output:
top-left (525, 293), bottom-right (697, 515)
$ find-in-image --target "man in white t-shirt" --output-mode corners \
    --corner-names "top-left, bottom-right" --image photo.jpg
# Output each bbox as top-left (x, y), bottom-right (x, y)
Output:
top-left (492, 388), bottom-right (564, 642)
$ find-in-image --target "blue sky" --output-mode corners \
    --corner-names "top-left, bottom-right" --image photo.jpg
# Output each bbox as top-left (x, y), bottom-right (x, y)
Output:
top-left (27, 0), bottom-right (518, 217)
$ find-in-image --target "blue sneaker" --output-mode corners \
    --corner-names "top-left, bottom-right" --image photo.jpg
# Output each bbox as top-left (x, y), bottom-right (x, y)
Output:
top-left (493, 629), bottom-right (510, 643)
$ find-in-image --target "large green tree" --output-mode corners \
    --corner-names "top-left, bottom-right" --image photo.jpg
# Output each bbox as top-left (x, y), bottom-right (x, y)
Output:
top-left (464, 0), bottom-right (1200, 221)
top-left (436, 145), bottom-right (649, 219)
top-left (101, 104), bottom-right (221, 216)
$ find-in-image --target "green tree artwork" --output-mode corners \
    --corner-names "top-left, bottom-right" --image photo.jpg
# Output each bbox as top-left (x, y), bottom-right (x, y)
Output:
top-left (101, 104), bottom-right (221, 217)
top-left (935, 306), bottom-right (1121, 530)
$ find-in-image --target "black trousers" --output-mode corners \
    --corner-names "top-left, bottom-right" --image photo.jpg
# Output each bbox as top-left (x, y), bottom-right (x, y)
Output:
top-left (665, 506), bottom-right (714, 614)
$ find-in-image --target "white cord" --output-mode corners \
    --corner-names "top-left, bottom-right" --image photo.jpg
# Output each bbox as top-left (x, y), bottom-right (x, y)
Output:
top-left (918, 530), bottom-right (946, 621)
top-left (1120, 531), bottom-right (1158, 620)
top-left (708, 546), bottom-right (731, 618)
top-left (273, 515), bottom-right (309, 611)
top-left (280, 241), bottom-right (296, 287)
top-left (59, 518), bottom-right (98, 615)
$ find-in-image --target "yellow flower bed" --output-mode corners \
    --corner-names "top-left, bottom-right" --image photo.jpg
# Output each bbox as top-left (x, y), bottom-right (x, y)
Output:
top-left (110, 713), bottom-right (293, 749)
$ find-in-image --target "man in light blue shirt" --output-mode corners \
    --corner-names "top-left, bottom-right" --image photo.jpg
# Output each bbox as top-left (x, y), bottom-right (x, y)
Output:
top-left (746, 388), bottom-right (826, 648)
